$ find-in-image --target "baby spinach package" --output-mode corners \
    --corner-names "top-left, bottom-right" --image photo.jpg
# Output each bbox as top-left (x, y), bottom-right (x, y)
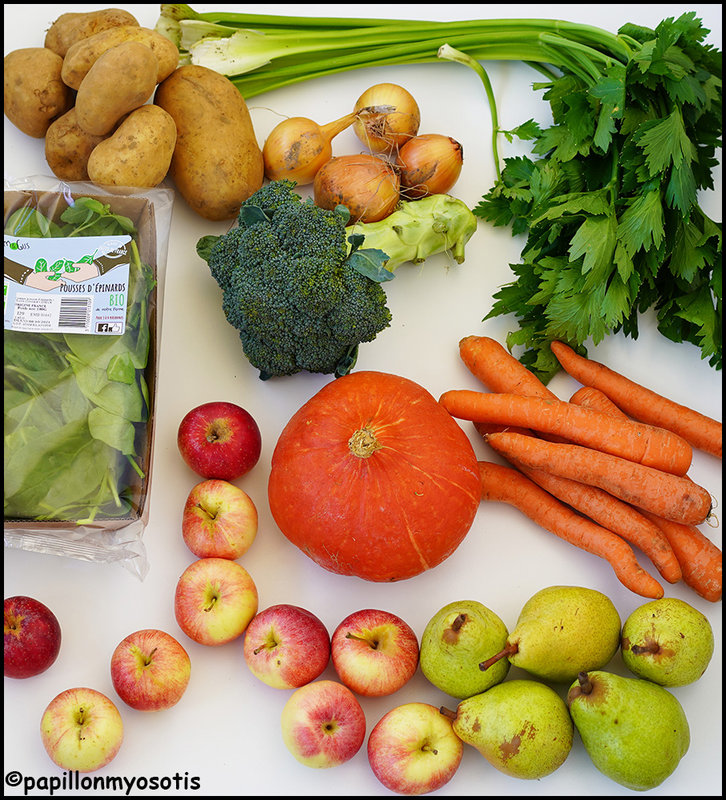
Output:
top-left (3, 178), bottom-right (173, 578)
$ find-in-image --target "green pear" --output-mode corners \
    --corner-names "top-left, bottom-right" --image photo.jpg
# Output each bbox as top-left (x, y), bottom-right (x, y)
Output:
top-left (621, 597), bottom-right (714, 686)
top-left (442, 679), bottom-right (573, 779)
top-left (567, 670), bottom-right (690, 791)
top-left (420, 600), bottom-right (509, 699)
top-left (480, 585), bottom-right (621, 683)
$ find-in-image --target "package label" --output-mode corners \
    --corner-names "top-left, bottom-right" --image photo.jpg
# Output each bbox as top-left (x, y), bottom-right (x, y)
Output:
top-left (4, 234), bottom-right (132, 335)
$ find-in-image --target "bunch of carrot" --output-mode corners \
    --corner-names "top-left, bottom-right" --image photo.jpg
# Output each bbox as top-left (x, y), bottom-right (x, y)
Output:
top-left (439, 336), bottom-right (722, 602)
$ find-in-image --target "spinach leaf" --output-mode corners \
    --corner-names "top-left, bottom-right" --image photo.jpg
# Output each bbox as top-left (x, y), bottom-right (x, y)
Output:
top-left (4, 195), bottom-right (155, 523)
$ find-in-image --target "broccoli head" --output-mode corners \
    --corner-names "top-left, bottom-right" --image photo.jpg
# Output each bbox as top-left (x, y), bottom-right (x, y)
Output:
top-left (197, 180), bottom-right (392, 379)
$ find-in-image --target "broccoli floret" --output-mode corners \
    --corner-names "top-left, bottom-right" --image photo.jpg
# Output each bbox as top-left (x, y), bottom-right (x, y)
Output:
top-left (198, 180), bottom-right (392, 379)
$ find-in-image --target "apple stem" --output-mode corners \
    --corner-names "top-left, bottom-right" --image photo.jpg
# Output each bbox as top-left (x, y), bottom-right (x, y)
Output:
top-left (421, 742), bottom-right (439, 755)
top-left (346, 632), bottom-right (378, 649)
top-left (479, 641), bottom-right (518, 671)
top-left (439, 706), bottom-right (457, 721)
top-left (197, 502), bottom-right (218, 520)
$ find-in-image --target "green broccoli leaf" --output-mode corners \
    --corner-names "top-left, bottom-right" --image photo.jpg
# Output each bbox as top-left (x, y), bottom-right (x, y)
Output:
top-left (347, 246), bottom-right (395, 282)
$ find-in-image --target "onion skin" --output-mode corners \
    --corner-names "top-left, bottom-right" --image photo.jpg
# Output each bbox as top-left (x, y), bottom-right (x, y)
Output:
top-left (314, 154), bottom-right (400, 223)
top-left (353, 83), bottom-right (420, 154)
top-left (262, 111), bottom-right (358, 185)
top-left (396, 134), bottom-right (464, 199)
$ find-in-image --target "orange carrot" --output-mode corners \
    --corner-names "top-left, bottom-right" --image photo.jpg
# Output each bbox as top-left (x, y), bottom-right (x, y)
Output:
top-left (440, 390), bottom-right (693, 475)
top-left (551, 340), bottom-right (722, 459)
top-left (570, 384), bottom-right (723, 599)
top-left (460, 335), bottom-right (569, 443)
top-left (459, 335), bottom-right (559, 399)
top-left (473, 412), bottom-right (681, 582)
top-left (514, 464), bottom-right (682, 584)
top-left (569, 385), bottom-right (627, 417)
top-left (484, 430), bottom-right (713, 526)
top-left (638, 511), bottom-right (723, 602)
top-left (477, 460), bottom-right (663, 598)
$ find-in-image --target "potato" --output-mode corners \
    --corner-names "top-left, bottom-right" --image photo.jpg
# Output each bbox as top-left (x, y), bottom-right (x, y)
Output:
top-left (4, 48), bottom-right (73, 138)
top-left (44, 8), bottom-right (140, 57)
top-left (61, 26), bottom-right (179, 90)
top-left (75, 42), bottom-right (159, 136)
top-left (45, 108), bottom-right (108, 181)
top-left (87, 105), bottom-right (177, 189)
top-left (154, 65), bottom-right (264, 220)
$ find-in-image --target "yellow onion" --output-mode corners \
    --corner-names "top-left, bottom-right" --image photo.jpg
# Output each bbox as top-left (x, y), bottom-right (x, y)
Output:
top-left (395, 134), bottom-right (464, 199)
top-left (262, 111), bottom-right (360, 185)
top-left (352, 83), bottom-right (420, 155)
top-left (314, 154), bottom-right (400, 223)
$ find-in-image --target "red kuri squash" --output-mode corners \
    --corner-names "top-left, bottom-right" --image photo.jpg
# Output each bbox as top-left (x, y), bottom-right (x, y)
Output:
top-left (268, 371), bottom-right (481, 582)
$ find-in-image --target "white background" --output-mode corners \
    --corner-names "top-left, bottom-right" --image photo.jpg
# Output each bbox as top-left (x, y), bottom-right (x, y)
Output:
top-left (4, 4), bottom-right (722, 797)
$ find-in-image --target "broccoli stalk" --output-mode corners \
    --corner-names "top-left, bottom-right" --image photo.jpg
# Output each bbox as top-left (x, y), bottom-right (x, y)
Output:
top-left (196, 180), bottom-right (477, 380)
top-left (348, 194), bottom-right (478, 271)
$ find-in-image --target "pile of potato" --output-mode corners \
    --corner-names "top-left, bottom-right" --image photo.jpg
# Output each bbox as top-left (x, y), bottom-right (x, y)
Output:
top-left (3, 8), bottom-right (264, 220)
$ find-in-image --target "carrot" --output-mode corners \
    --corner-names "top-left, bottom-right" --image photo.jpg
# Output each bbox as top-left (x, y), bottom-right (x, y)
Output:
top-left (638, 510), bottom-right (723, 603)
top-left (484, 430), bottom-right (713, 526)
top-left (569, 385), bottom-right (627, 417)
top-left (477, 460), bottom-right (664, 598)
top-left (459, 335), bottom-right (569, 443)
top-left (570, 383), bottom-right (723, 598)
top-left (459, 335), bottom-right (559, 399)
top-left (551, 340), bottom-right (722, 459)
top-left (515, 463), bottom-right (682, 584)
top-left (440, 390), bottom-right (693, 475)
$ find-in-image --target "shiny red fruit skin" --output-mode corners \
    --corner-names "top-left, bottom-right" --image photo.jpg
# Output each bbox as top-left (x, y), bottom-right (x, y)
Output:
top-left (4, 596), bottom-right (62, 679)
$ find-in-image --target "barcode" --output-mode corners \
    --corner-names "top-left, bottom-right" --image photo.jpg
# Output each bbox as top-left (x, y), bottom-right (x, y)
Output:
top-left (58, 296), bottom-right (92, 329)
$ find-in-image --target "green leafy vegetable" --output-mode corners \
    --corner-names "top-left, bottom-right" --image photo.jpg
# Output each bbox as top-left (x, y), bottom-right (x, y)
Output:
top-left (4, 198), bottom-right (155, 523)
top-left (444, 15), bottom-right (721, 379)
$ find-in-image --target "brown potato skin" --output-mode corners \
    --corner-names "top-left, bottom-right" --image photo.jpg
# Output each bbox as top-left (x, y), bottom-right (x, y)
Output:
top-left (4, 48), bottom-right (73, 138)
top-left (44, 9), bottom-right (140, 57)
top-left (45, 108), bottom-right (108, 181)
top-left (75, 42), bottom-right (159, 136)
top-left (87, 104), bottom-right (177, 189)
top-left (62, 26), bottom-right (179, 90)
top-left (154, 65), bottom-right (264, 221)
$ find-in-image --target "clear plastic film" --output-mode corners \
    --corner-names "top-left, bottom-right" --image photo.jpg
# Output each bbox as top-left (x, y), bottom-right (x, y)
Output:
top-left (4, 176), bottom-right (174, 579)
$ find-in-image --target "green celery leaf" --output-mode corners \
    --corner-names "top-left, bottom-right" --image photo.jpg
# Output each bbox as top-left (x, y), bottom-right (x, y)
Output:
top-left (616, 188), bottom-right (665, 257)
top-left (568, 214), bottom-right (618, 283)
top-left (633, 107), bottom-right (696, 177)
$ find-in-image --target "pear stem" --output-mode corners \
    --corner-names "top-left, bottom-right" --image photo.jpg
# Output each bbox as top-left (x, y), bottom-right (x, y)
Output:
top-left (577, 671), bottom-right (594, 694)
top-left (439, 706), bottom-right (457, 721)
top-left (631, 641), bottom-right (660, 655)
top-left (479, 641), bottom-right (518, 671)
top-left (451, 613), bottom-right (467, 632)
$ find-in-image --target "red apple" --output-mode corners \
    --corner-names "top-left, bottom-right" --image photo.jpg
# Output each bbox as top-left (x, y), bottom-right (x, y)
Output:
top-left (182, 479), bottom-right (258, 560)
top-left (40, 687), bottom-right (123, 772)
top-left (174, 557), bottom-right (258, 646)
top-left (177, 401), bottom-right (262, 481)
top-left (368, 702), bottom-right (464, 794)
top-left (280, 680), bottom-right (366, 768)
top-left (243, 604), bottom-right (330, 689)
top-left (110, 629), bottom-right (192, 711)
top-left (4, 595), bottom-right (61, 679)
top-left (331, 609), bottom-right (419, 697)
